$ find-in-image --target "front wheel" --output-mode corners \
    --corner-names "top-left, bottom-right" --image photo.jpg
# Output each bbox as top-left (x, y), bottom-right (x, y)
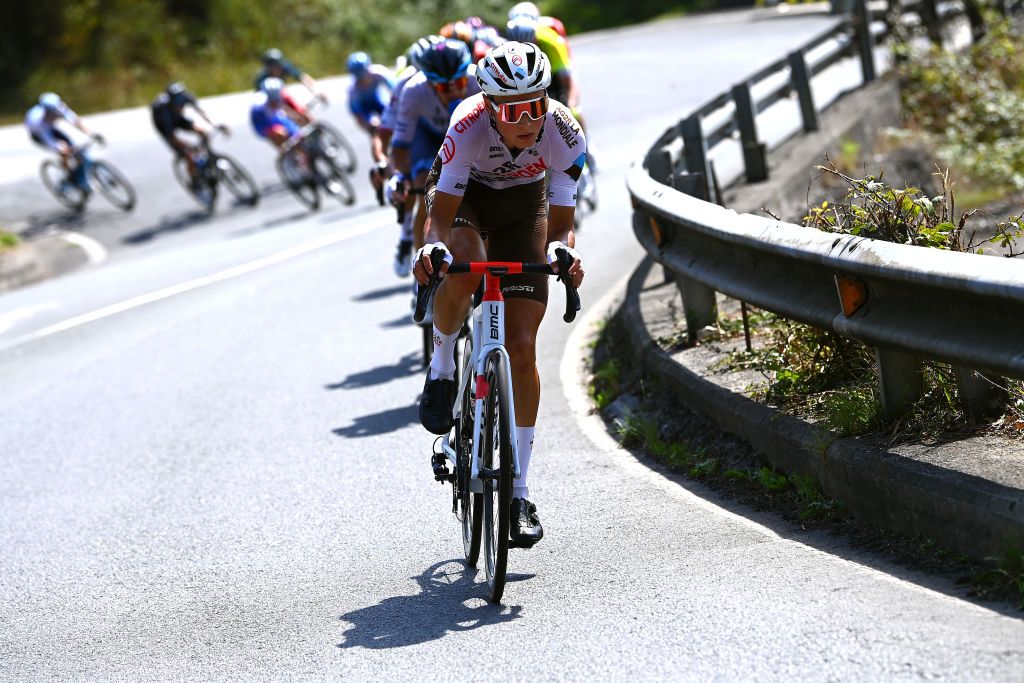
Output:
top-left (315, 155), bottom-right (356, 206)
top-left (313, 122), bottom-right (358, 174)
top-left (214, 154), bottom-right (260, 207)
top-left (482, 353), bottom-right (512, 603)
top-left (174, 156), bottom-right (215, 211)
top-left (91, 160), bottom-right (136, 211)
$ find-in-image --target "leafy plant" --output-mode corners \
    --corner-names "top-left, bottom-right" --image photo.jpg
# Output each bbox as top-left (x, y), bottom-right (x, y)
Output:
top-left (754, 467), bottom-right (788, 492)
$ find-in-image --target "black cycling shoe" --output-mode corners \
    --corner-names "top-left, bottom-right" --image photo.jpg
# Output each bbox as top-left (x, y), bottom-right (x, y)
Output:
top-left (510, 498), bottom-right (544, 547)
top-left (419, 370), bottom-right (456, 435)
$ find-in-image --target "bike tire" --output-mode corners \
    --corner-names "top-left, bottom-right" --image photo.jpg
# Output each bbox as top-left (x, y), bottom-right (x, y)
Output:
top-left (313, 122), bottom-right (358, 174)
top-left (482, 352), bottom-right (512, 603)
top-left (174, 157), bottom-right (216, 212)
top-left (91, 161), bottom-right (136, 211)
top-left (456, 334), bottom-right (482, 566)
top-left (276, 152), bottom-right (320, 211)
top-left (215, 154), bottom-right (260, 207)
top-left (318, 159), bottom-right (357, 206)
top-left (40, 160), bottom-right (86, 211)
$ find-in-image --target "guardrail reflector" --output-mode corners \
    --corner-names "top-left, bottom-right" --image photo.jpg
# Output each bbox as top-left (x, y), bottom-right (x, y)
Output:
top-left (650, 216), bottom-right (663, 246)
top-left (835, 274), bottom-right (868, 316)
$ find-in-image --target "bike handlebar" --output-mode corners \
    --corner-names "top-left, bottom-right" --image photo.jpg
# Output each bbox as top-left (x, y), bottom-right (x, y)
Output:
top-left (413, 248), bottom-right (581, 325)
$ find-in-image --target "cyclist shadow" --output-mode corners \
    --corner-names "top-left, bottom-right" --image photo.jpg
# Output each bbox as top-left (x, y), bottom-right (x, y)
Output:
top-left (337, 559), bottom-right (522, 649)
top-left (352, 284), bottom-right (408, 303)
top-left (121, 210), bottom-right (213, 245)
top-left (324, 351), bottom-right (420, 390)
top-left (332, 403), bottom-right (418, 438)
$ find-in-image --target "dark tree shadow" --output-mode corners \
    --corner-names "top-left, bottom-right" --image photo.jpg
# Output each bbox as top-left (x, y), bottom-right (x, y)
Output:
top-left (332, 403), bottom-right (418, 438)
top-left (337, 560), bottom-right (524, 650)
top-left (352, 283), bottom-right (410, 303)
top-left (324, 352), bottom-right (420, 391)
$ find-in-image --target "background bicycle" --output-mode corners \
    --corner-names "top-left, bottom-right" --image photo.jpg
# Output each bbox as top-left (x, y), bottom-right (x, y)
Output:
top-left (415, 249), bottom-right (580, 603)
top-left (173, 128), bottom-right (260, 212)
top-left (39, 138), bottom-right (136, 213)
top-left (276, 114), bottom-right (358, 211)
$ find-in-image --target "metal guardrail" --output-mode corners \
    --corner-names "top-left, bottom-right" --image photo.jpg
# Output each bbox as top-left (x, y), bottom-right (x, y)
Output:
top-left (628, 0), bottom-right (1024, 417)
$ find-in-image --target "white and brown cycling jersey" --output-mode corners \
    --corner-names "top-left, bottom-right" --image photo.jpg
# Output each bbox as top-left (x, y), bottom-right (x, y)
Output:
top-left (434, 92), bottom-right (586, 206)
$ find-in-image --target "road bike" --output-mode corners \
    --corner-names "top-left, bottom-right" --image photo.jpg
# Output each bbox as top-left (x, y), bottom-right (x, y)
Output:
top-left (574, 158), bottom-right (598, 231)
top-left (173, 128), bottom-right (260, 211)
top-left (40, 138), bottom-right (136, 212)
top-left (277, 120), bottom-right (357, 211)
top-left (413, 248), bottom-right (580, 602)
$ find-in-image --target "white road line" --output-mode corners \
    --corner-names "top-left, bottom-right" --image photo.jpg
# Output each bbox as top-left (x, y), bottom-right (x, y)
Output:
top-left (0, 302), bottom-right (57, 335)
top-left (0, 217), bottom-right (390, 351)
top-left (559, 269), bottom-right (781, 539)
top-left (561, 269), bottom-right (1013, 615)
top-left (60, 230), bottom-right (108, 265)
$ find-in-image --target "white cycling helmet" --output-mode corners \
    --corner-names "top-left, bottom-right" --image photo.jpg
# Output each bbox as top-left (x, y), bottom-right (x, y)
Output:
top-left (508, 2), bottom-right (541, 21)
top-left (476, 41), bottom-right (551, 96)
top-left (261, 77), bottom-right (284, 103)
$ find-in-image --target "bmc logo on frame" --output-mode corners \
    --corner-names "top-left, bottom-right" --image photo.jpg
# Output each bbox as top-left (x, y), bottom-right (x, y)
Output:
top-left (489, 304), bottom-right (501, 340)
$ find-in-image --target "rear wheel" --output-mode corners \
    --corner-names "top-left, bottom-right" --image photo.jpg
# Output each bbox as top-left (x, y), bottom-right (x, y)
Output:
top-left (91, 160), bottom-right (136, 211)
top-left (482, 353), bottom-right (512, 603)
top-left (174, 156), bottom-right (216, 211)
top-left (40, 160), bottom-right (86, 211)
top-left (313, 122), bottom-right (358, 174)
top-left (214, 154), bottom-right (260, 207)
top-left (456, 335), bottom-right (482, 566)
top-left (315, 155), bottom-right (356, 206)
top-left (276, 150), bottom-right (320, 210)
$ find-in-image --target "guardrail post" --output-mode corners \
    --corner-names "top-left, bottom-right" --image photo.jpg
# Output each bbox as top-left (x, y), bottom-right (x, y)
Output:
top-left (679, 114), bottom-right (716, 203)
top-left (731, 81), bottom-right (769, 183)
top-left (677, 276), bottom-right (718, 344)
top-left (875, 347), bottom-right (923, 416)
top-left (853, 0), bottom-right (877, 83)
top-left (647, 146), bottom-right (675, 185)
top-left (955, 368), bottom-right (1007, 423)
top-left (788, 50), bottom-right (819, 133)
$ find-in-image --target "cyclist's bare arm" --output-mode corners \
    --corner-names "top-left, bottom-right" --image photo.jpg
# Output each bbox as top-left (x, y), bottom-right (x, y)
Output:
top-left (415, 188), bottom-right (461, 282)
top-left (548, 205), bottom-right (584, 288)
top-left (299, 73), bottom-right (326, 101)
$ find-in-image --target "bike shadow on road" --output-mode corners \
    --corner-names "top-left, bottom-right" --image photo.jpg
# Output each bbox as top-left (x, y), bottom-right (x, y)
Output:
top-left (19, 208), bottom-right (97, 237)
top-left (351, 283), bottom-right (408, 303)
top-left (332, 402), bottom-right (418, 438)
top-left (121, 209), bottom-right (214, 245)
top-left (325, 351), bottom-right (420, 390)
top-left (337, 559), bottom-right (523, 649)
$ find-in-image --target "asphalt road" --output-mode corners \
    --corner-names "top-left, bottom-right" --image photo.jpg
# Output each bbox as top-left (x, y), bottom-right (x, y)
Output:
top-left (2, 8), bottom-right (1023, 680)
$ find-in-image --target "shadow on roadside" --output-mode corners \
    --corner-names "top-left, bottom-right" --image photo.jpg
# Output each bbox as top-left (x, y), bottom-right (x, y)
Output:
top-left (121, 209), bottom-right (213, 244)
top-left (337, 559), bottom-right (523, 650)
top-left (332, 403), bottom-right (418, 438)
top-left (324, 352), bottom-right (420, 391)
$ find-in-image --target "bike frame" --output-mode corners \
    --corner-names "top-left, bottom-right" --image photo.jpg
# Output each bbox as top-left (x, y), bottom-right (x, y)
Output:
top-left (440, 267), bottom-right (523, 493)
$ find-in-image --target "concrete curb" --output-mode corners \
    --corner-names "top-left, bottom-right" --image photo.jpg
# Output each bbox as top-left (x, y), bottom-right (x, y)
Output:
top-left (0, 232), bottom-right (90, 293)
top-left (618, 254), bottom-right (1024, 563)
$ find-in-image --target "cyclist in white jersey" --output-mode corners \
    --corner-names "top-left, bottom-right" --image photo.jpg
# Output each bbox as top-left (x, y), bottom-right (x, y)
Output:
top-left (413, 41), bottom-right (585, 545)
top-left (25, 93), bottom-right (104, 176)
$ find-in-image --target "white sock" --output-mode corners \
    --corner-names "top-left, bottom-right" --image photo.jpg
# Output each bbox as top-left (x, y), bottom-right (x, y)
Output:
top-left (400, 210), bottom-right (413, 242)
top-left (428, 325), bottom-right (459, 380)
top-left (513, 426), bottom-right (535, 500)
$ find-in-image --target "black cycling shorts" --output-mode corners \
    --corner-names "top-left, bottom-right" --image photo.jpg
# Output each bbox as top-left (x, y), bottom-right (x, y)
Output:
top-left (426, 155), bottom-right (549, 306)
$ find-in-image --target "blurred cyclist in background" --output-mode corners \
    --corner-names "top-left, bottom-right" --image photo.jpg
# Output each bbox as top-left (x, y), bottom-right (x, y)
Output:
top-left (465, 15), bottom-right (507, 62)
top-left (25, 93), bottom-right (104, 183)
top-left (151, 82), bottom-right (229, 182)
top-left (373, 35), bottom-right (445, 272)
top-left (249, 77), bottom-right (311, 152)
top-left (254, 48), bottom-right (328, 103)
top-left (388, 39), bottom-right (478, 281)
top-left (346, 52), bottom-right (395, 137)
top-left (508, 1), bottom-right (572, 52)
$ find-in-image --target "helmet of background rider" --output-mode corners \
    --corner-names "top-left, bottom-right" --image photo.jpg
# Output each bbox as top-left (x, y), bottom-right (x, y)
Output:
top-left (418, 39), bottom-right (471, 84)
top-left (465, 16), bottom-right (486, 30)
top-left (260, 77), bottom-right (285, 104)
top-left (347, 51), bottom-right (372, 79)
top-left (505, 17), bottom-right (538, 45)
top-left (508, 2), bottom-right (541, 22)
top-left (545, 16), bottom-right (568, 39)
top-left (262, 48), bottom-right (284, 66)
top-left (405, 35), bottom-right (445, 73)
top-left (476, 41), bottom-right (550, 97)
top-left (39, 92), bottom-right (62, 114)
top-left (166, 81), bottom-right (190, 107)
top-left (439, 20), bottom-right (474, 51)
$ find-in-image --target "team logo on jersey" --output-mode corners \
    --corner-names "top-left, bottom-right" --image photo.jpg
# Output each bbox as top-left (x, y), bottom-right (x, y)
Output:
top-left (441, 135), bottom-right (456, 164)
top-left (453, 100), bottom-right (486, 133)
top-left (551, 107), bottom-right (581, 149)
